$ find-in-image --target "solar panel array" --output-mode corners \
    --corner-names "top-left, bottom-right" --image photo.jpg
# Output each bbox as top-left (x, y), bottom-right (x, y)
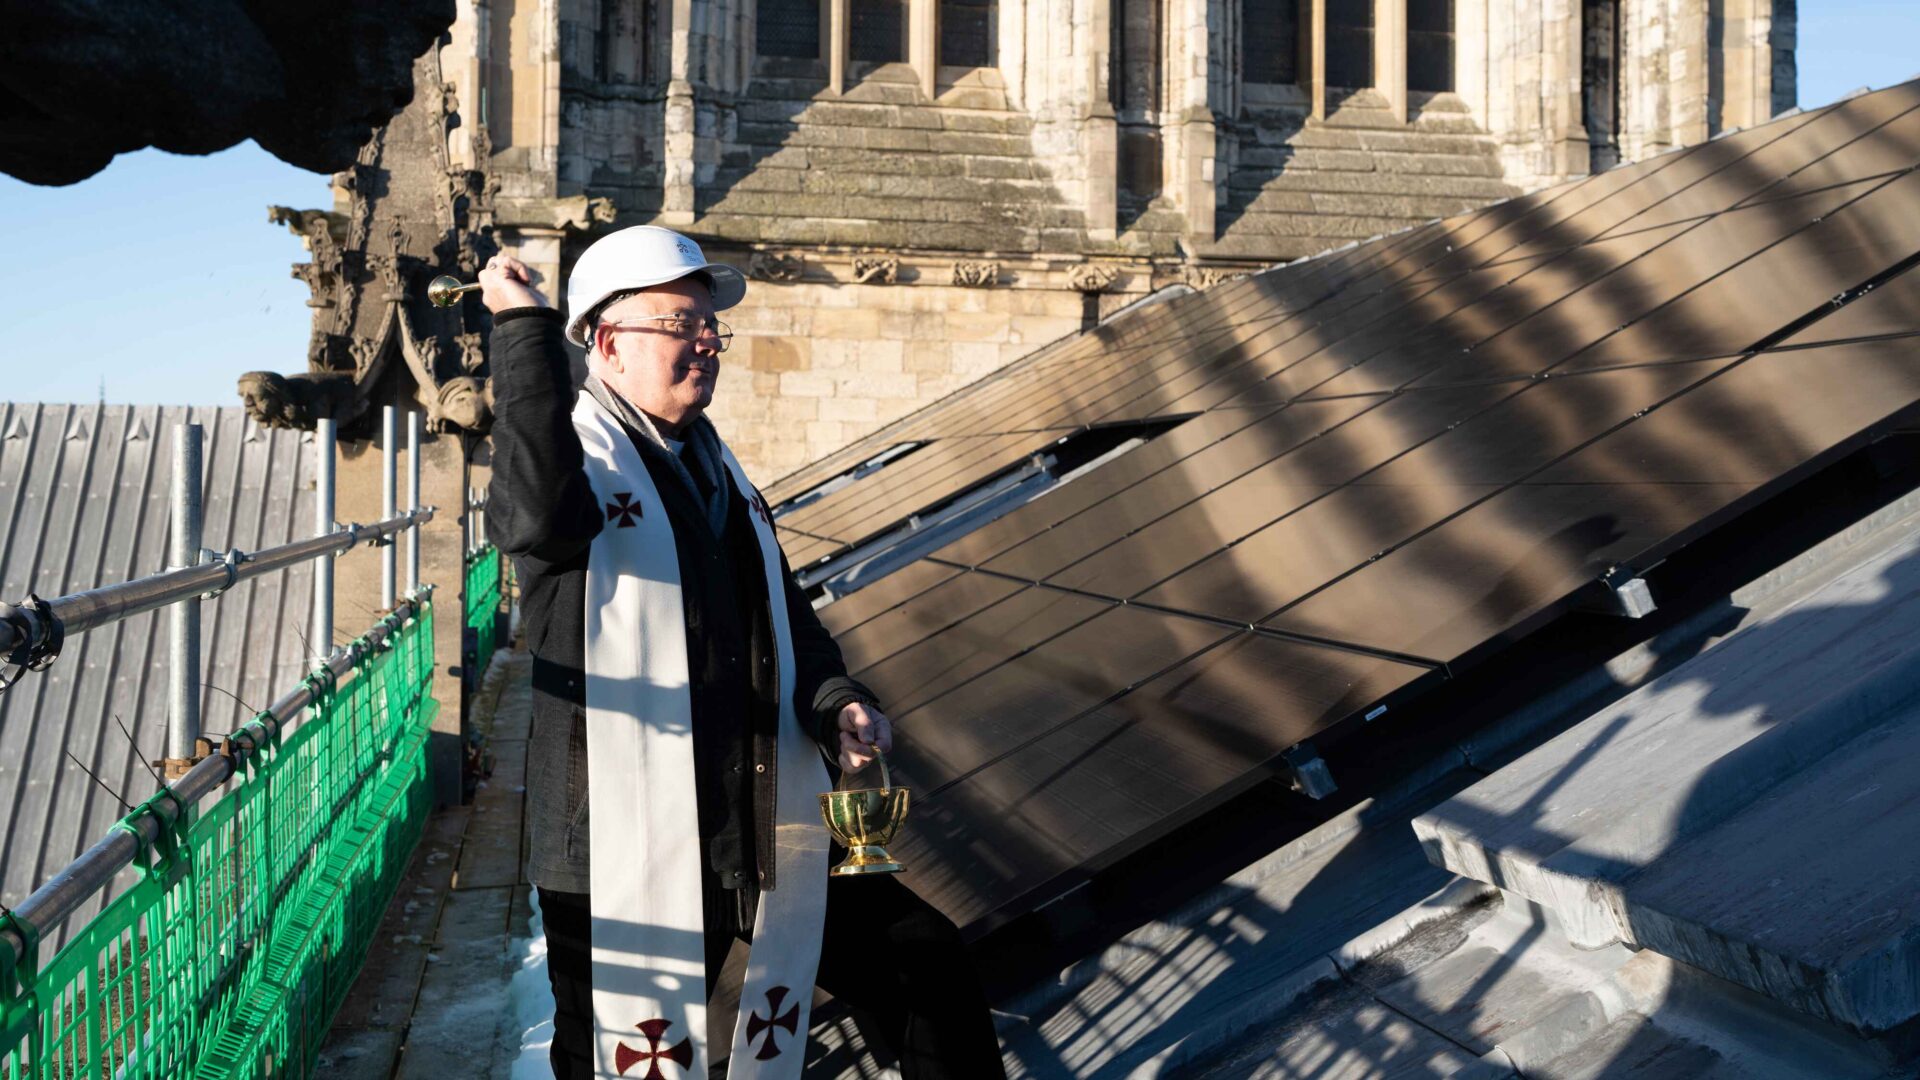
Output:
top-left (769, 80), bottom-right (1920, 931)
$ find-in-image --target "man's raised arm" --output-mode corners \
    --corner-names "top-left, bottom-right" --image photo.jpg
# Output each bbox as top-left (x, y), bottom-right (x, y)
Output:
top-left (481, 256), bottom-right (603, 564)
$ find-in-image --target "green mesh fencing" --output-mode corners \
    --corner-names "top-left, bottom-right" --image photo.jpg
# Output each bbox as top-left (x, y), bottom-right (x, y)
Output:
top-left (0, 601), bottom-right (437, 1080)
top-left (465, 544), bottom-right (502, 683)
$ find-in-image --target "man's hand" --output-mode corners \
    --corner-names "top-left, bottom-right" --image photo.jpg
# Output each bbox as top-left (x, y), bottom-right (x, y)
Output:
top-left (835, 702), bottom-right (894, 774)
top-left (479, 253), bottom-right (550, 313)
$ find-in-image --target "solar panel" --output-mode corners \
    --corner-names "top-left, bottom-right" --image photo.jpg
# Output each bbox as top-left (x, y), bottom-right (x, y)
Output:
top-left (1778, 263), bottom-right (1920, 347)
top-left (883, 603), bottom-right (1237, 790)
top-left (1042, 385), bottom-right (1518, 597)
top-left (894, 631), bottom-right (1434, 926)
top-left (1366, 172), bottom-right (1911, 390)
top-left (967, 397), bottom-right (1389, 583)
top-left (817, 556), bottom-right (965, 635)
top-left (1205, 227), bottom-right (1688, 404)
top-left (780, 429), bottom-right (1068, 545)
top-left (1597, 118), bottom-right (1838, 232)
top-left (1554, 170), bottom-right (1920, 371)
top-left (774, 80), bottom-right (1920, 932)
top-left (1207, 152), bottom-right (1859, 404)
top-left (928, 405), bottom-right (1296, 566)
top-left (776, 527), bottom-right (842, 568)
top-left (831, 569), bottom-right (1026, 670)
top-left (1574, 106), bottom-right (1834, 234)
top-left (1139, 364), bottom-right (1728, 625)
top-left (849, 585), bottom-right (1108, 717)
top-left (1723, 83), bottom-right (1920, 205)
top-left (1264, 340), bottom-right (1920, 660)
top-left (1259, 476), bottom-right (1749, 661)
top-left (1531, 341), bottom-right (1920, 487)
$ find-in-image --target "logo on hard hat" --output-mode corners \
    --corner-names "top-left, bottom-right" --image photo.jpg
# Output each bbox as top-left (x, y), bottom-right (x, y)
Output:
top-left (676, 239), bottom-right (699, 260)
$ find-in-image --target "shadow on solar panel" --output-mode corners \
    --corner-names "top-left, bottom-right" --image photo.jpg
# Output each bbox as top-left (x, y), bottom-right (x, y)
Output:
top-left (787, 78), bottom-right (1920, 934)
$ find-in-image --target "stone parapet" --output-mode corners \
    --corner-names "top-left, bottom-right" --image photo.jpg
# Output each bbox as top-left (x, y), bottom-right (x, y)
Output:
top-left (1415, 508), bottom-right (1920, 1038)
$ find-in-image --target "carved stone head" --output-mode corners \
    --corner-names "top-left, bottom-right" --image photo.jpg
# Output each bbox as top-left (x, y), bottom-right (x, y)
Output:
top-left (435, 375), bottom-right (493, 433)
top-left (237, 371), bottom-right (297, 429)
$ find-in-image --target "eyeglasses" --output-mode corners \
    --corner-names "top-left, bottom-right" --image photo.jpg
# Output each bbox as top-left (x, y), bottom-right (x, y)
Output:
top-left (599, 313), bottom-right (734, 352)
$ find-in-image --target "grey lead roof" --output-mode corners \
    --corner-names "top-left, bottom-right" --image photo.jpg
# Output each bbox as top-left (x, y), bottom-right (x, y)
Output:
top-left (0, 403), bottom-right (319, 935)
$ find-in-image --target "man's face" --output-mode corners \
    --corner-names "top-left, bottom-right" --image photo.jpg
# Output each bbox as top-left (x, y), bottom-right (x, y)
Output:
top-left (591, 276), bottom-right (721, 429)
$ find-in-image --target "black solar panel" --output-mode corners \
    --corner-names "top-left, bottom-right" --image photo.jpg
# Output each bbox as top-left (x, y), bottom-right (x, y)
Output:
top-left (850, 586), bottom-right (1110, 718)
top-left (818, 556), bottom-right (965, 637)
top-left (769, 80), bottom-right (1920, 931)
top-left (1552, 172), bottom-right (1920, 373)
top-left (775, 526), bottom-right (842, 568)
top-left (832, 569), bottom-right (1025, 670)
top-left (1028, 385), bottom-right (1514, 601)
top-left (1778, 262), bottom-right (1920, 347)
top-left (902, 631), bottom-right (1435, 928)
top-left (780, 429), bottom-right (1069, 546)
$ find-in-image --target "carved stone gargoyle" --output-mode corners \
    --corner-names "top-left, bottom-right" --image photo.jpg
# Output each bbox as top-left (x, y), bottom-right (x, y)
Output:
top-left (236, 370), bottom-right (357, 429)
top-left (434, 376), bottom-right (495, 434)
top-left (244, 48), bottom-right (501, 439)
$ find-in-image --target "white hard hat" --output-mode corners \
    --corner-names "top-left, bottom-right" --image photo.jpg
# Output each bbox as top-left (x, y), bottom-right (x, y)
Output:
top-left (563, 225), bottom-right (748, 346)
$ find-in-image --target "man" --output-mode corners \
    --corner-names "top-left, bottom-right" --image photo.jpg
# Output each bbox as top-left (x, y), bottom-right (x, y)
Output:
top-left (481, 225), bottom-right (1004, 1080)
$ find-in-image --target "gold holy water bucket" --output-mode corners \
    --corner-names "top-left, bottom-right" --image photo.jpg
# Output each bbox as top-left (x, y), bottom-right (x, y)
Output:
top-left (818, 750), bottom-right (910, 876)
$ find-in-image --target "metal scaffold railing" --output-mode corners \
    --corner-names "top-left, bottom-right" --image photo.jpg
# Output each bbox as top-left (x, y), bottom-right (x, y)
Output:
top-left (0, 406), bottom-right (450, 1079)
top-left (465, 544), bottom-right (503, 684)
top-left (0, 595), bottom-right (436, 1079)
top-left (463, 488), bottom-right (504, 685)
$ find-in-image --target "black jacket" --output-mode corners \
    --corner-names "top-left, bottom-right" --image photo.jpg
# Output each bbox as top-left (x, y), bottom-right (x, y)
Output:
top-left (486, 308), bottom-right (875, 895)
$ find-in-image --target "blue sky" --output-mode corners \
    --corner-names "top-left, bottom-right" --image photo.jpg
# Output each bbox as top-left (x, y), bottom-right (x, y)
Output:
top-left (2, 3), bottom-right (1916, 407)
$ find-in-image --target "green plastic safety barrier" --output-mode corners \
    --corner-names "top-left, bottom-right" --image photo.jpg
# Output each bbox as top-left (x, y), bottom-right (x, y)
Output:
top-left (465, 545), bottom-right (503, 683)
top-left (0, 603), bottom-right (437, 1079)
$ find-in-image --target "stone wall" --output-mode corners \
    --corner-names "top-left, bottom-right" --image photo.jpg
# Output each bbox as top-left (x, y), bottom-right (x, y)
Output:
top-left (443, 0), bottom-right (1796, 481)
top-left (706, 259), bottom-right (1090, 475)
top-left (1487, 0), bottom-right (1795, 192)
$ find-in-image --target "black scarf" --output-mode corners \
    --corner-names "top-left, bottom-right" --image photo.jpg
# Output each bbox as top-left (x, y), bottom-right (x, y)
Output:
top-left (584, 375), bottom-right (732, 538)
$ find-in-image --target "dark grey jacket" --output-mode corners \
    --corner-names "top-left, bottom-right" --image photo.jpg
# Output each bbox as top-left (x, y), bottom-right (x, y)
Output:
top-left (486, 308), bottom-right (876, 895)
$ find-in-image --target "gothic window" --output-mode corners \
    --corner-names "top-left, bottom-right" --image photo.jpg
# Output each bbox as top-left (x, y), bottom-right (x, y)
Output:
top-left (1242, 0), bottom-right (1300, 85)
top-left (1110, 0), bottom-right (1162, 113)
top-left (595, 0), bottom-right (654, 83)
top-left (1583, 0), bottom-right (1621, 171)
top-left (1408, 0), bottom-right (1454, 92)
top-left (593, 1), bottom-right (611, 81)
top-left (941, 0), bottom-right (996, 69)
top-left (1325, 0), bottom-right (1373, 89)
top-left (1110, 0), bottom-right (1164, 204)
top-left (851, 0), bottom-right (907, 63)
top-left (758, 0), bottom-right (821, 59)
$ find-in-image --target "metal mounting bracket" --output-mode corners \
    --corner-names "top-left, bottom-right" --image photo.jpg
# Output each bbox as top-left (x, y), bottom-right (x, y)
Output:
top-left (197, 548), bottom-right (249, 600)
top-left (1280, 742), bottom-right (1338, 800)
top-left (0, 595), bottom-right (62, 694)
top-left (1577, 566), bottom-right (1658, 619)
top-left (155, 737), bottom-right (218, 780)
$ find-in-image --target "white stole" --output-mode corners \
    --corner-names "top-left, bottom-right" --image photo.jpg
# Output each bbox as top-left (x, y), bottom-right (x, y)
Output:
top-left (574, 392), bottom-right (832, 1079)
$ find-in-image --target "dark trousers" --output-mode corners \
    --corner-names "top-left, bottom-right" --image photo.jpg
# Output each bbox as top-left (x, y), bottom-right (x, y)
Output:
top-left (539, 876), bottom-right (1005, 1079)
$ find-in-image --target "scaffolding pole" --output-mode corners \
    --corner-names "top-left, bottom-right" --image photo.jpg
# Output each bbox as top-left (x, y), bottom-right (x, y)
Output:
top-left (407, 410), bottom-right (422, 594)
top-left (165, 422), bottom-right (204, 772)
top-left (313, 418), bottom-right (336, 666)
top-left (381, 405), bottom-right (398, 611)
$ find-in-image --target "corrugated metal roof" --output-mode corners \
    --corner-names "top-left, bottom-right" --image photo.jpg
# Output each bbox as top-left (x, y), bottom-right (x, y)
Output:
top-left (0, 403), bottom-right (319, 936)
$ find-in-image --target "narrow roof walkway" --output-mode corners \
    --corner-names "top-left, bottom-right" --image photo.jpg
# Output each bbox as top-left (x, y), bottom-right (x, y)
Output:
top-left (320, 649), bottom-right (537, 1078)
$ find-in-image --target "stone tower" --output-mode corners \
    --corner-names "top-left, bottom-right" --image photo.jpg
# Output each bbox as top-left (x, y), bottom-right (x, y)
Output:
top-left (435, 0), bottom-right (1792, 477)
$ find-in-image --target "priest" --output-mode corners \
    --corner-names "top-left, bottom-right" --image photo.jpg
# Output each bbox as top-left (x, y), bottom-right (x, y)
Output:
top-left (481, 226), bottom-right (1004, 1079)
